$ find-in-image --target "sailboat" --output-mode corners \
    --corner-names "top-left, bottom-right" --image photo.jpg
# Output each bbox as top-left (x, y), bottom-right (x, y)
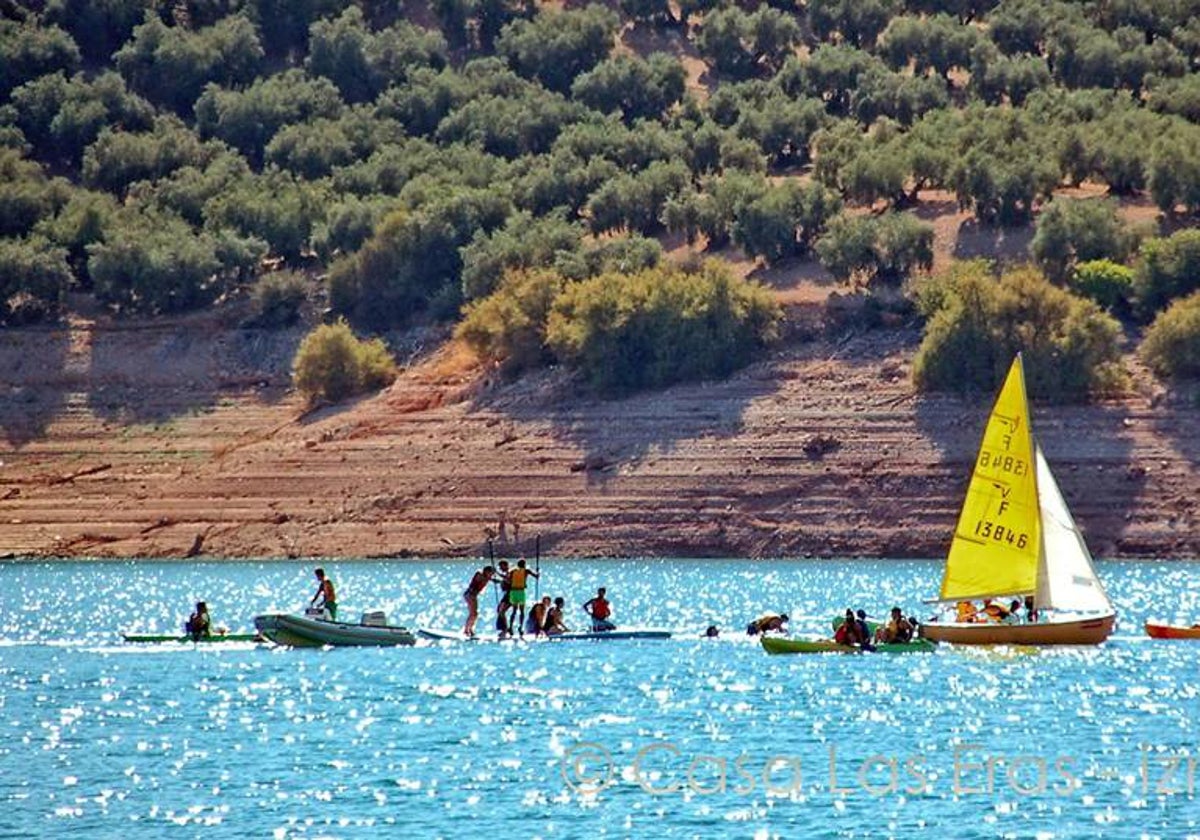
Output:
top-left (920, 355), bottom-right (1116, 645)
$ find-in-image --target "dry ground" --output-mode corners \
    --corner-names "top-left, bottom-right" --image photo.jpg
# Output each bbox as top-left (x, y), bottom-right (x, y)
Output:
top-left (1, 196), bottom-right (1197, 561)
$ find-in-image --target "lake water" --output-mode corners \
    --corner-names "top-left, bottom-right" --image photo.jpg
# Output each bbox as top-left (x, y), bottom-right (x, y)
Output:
top-left (1, 558), bottom-right (1199, 838)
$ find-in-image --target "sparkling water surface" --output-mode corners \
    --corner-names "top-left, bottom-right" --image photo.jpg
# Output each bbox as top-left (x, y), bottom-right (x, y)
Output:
top-left (1, 558), bottom-right (1199, 838)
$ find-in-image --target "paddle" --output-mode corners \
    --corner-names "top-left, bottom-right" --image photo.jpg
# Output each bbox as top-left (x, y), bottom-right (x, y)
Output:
top-left (534, 534), bottom-right (541, 601)
top-left (488, 539), bottom-right (498, 608)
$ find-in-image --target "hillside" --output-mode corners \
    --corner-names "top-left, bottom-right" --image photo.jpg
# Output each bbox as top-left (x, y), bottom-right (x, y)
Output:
top-left (3, 261), bottom-right (1196, 561)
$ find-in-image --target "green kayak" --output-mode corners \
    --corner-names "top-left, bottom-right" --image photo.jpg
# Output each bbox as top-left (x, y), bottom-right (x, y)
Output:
top-left (122, 632), bottom-right (264, 643)
top-left (761, 635), bottom-right (936, 655)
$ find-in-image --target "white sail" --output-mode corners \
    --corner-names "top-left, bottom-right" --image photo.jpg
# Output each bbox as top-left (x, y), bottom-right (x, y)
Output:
top-left (1033, 445), bottom-right (1113, 614)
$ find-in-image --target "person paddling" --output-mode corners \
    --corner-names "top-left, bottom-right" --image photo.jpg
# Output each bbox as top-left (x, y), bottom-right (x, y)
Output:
top-left (463, 564), bottom-right (496, 637)
top-left (310, 568), bottom-right (337, 620)
top-left (583, 587), bottom-right (616, 632)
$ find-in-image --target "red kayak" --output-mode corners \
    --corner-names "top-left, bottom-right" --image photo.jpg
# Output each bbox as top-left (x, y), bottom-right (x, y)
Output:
top-left (1145, 622), bottom-right (1200, 639)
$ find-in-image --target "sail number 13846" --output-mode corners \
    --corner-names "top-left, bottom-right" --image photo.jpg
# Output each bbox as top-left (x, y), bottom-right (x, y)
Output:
top-left (973, 520), bottom-right (1029, 549)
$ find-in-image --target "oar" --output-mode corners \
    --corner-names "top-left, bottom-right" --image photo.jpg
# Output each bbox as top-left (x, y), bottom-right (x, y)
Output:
top-left (534, 534), bottom-right (541, 601)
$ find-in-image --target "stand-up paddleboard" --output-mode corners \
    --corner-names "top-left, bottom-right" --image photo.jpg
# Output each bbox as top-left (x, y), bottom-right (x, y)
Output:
top-left (418, 627), bottom-right (671, 642)
top-left (122, 632), bottom-right (264, 644)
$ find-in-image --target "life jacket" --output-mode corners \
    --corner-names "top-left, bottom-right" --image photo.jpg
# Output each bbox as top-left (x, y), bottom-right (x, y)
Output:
top-left (956, 601), bottom-right (977, 622)
top-left (510, 568), bottom-right (528, 590)
top-left (591, 598), bottom-right (611, 620)
top-left (834, 623), bottom-right (851, 645)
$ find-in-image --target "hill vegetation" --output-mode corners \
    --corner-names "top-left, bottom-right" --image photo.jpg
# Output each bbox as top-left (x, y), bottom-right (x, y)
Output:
top-left (3, 0), bottom-right (1200, 399)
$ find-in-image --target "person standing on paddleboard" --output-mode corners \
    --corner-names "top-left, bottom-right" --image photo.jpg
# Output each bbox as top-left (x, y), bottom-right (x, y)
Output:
top-left (462, 564), bottom-right (496, 638)
top-left (507, 559), bottom-right (539, 638)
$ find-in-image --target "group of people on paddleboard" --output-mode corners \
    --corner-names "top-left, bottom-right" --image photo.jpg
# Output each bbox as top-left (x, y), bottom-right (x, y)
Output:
top-left (463, 561), bottom-right (615, 639)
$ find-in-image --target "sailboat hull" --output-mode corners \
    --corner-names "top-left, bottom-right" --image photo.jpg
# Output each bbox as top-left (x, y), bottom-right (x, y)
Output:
top-left (919, 614), bottom-right (1115, 646)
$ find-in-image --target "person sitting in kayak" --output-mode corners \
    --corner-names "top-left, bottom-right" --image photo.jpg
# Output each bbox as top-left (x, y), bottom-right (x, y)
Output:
top-left (186, 602), bottom-right (211, 640)
top-left (462, 564), bottom-right (497, 638)
top-left (583, 588), bottom-right (616, 632)
top-left (310, 568), bottom-right (337, 620)
top-left (746, 614), bottom-right (789, 635)
top-left (526, 595), bottom-right (552, 637)
top-left (704, 625), bottom-right (720, 638)
top-left (875, 607), bottom-right (913, 643)
top-left (508, 559), bottom-right (539, 637)
top-left (546, 597), bottom-right (569, 635)
top-left (835, 608), bottom-right (867, 646)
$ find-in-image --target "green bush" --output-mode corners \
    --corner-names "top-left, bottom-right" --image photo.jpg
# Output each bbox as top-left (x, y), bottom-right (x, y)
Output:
top-left (1030, 197), bottom-right (1132, 284)
top-left (0, 236), bottom-right (71, 325)
top-left (1069, 259), bottom-right (1134, 315)
top-left (247, 270), bottom-right (308, 328)
top-left (816, 211), bottom-right (934, 288)
top-left (1133, 229), bottom-right (1200, 321)
top-left (1141, 292), bottom-right (1200, 380)
top-left (911, 261), bottom-right (1124, 402)
top-left (456, 268), bottom-right (566, 376)
top-left (292, 318), bottom-right (397, 403)
top-left (546, 261), bottom-right (781, 394)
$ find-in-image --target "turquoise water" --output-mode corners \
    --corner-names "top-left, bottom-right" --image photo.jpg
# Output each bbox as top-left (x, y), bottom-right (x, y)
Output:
top-left (1, 558), bottom-right (1199, 838)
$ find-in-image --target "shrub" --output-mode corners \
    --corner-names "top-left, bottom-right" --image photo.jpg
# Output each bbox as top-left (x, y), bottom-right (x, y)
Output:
top-left (1141, 292), bottom-right (1200, 380)
top-left (816, 212), bottom-right (934, 288)
top-left (292, 319), bottom-right (397, 403)
top-left (1133, 229), bottom-right (1200, 321)
top-left (1030, 197), bottom-right (1132, 284)
top-left (546, 261), bottom-right (781, 394)
top-left (247, 270), bottom-right (308, 328)
top-left (456, 268), bottom-right (566, 376)
top-left (911, 261), bottom-right (1124, 402)
top-left (1069, 259), bottom-right (1134, 316)
top-left (0, 236), bottom-right (71, 325)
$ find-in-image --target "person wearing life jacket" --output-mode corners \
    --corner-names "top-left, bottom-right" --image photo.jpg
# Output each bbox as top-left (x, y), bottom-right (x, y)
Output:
top-left (310, 568), bottom-right (337, 620)
top-left (507, 559), bottom-right (540, 637)
top-left (583, 587), bottom-right (616, 632)
top-left (955, 601), bottom-right (978, 623)
top-left (462, 564), bottom-right (496, 637)
top-left (875, 606), bottom-right (913, 643)
top-left (834, 609), bottom-right (858, 645)
top-left (746, 614), bottom-right (789, 635)
top-left (186, 602), bottom-right (211, 640)
top-left (981, 599), bottom-right (1010, 623)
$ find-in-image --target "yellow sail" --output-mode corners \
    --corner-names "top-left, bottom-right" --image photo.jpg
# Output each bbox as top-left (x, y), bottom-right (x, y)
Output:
top-left (939, 355), bottom-right (1041, 601)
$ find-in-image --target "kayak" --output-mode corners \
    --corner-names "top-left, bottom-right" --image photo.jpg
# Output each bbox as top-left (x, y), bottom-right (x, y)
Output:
top-left (762, 635), bottom-right (936, 655)
top-left (1145, 621), bottom-right (1200, 639)
top-left (122, 632), bottom-right (264, 643)
top-left (254, 612), bottom-right (416, 647)
top-left (418, 627), bottom-right (672, 642)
